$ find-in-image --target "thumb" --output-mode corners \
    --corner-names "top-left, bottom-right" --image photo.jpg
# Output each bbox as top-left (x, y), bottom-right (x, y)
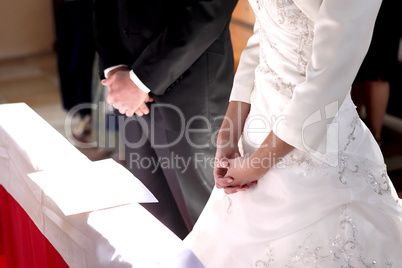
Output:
top-left (216, 157), bottom-right (229, 168)
top-left (221, 158), bottom-right (230, 168)
top-left (101, 78), bottom-right (112, 86)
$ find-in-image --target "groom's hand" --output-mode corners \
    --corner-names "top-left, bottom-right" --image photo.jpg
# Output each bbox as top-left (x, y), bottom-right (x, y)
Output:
top-left (102, 69), bottom-right (151, 117)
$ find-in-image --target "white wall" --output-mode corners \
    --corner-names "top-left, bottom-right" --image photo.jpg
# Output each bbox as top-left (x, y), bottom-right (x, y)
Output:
top-left (0, 0), bottom-right (55, 60)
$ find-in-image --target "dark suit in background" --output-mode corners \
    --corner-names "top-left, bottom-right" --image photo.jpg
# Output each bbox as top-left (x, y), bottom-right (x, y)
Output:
top-left (93, 0), bottom-right (238, 239)
top-left (55, 0), bottom-right (95, 118)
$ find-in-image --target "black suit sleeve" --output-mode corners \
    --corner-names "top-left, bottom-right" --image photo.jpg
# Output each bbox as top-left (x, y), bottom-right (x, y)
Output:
top-left (132, 0), bottom-right (238, 95)
top-left (92, 0), bottom-right (132, 77)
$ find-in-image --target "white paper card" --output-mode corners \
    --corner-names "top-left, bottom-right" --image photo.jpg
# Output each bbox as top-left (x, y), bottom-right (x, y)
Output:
top-left (28, 158), bottom-right (157, 216)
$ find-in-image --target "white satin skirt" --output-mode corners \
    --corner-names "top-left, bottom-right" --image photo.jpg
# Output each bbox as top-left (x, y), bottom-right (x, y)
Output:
top-left (184, 106), bottom-right (402, 267)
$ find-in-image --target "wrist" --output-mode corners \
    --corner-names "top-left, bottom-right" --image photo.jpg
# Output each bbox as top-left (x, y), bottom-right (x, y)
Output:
top-left (216, 134), bottom-right (238, 151)
top-left (107, 66), bottom-right (130, 78)
top-left (216, 133), bottom-right (231, 145)
top-left (248, 153), bottom-right (271, 178)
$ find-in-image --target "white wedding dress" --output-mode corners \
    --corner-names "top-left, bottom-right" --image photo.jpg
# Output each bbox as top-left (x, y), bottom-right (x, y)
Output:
top-left (184, 0), bottom-right (402, 267)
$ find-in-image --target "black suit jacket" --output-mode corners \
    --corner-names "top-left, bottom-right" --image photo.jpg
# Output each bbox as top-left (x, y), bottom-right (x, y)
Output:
top-left (93, 0), bottom-right (237, 130)
top-left (93, 1), bottom-right (237, 228)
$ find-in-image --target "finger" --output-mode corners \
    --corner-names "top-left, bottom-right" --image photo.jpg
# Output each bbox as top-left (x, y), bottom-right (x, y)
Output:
top-left (241, 184), bottom-right (250, 190)
top-left (148, 96), bottom-right (154, 102)
top-left (125, 109), bottom-right (135, 117)
top-left (135, 109), bottom-right (144, 117)
top-left (213, 167), bottom-right (227, 188)
top-left (224, 187), bottom-right (238, 195)
top-left (113, 103), bottom-right (121, 110)
top-left (118, 107), bottom-right (127, 115)
top-left (215, 175), bottom-right (233, 189)
top-left (224, 185), bottom-right (248, 195)
top-left (225, 185), bottom-right (249, 194)
top-left (139, 103), bottom-right (149, 114)
top-left (106, 95), bottom-right (115, 105)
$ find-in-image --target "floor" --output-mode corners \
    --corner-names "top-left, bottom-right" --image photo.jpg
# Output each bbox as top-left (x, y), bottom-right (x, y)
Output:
top-left (0, 52), bottom-right (65, 133)
top-left (0, 51), bottom-right (402, 195)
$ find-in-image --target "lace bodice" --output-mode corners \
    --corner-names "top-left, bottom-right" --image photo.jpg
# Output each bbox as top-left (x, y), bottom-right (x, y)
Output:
top-left (233, 0), bottom-right (383, 165)
top-left (252, 0), bottom-right (314, 78)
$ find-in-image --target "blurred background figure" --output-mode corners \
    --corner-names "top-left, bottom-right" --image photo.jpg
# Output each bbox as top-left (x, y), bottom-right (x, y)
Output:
top-left (54, 0), bottom-right (96, 140)
top-left (352, 0), bottom-right (401, 147)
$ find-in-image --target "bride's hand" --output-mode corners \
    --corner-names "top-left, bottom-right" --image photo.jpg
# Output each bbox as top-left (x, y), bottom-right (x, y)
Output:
top-left (214, 147), bottom-right (242, 194)
top-left (216, 156), bottom-right (262, 194)
top-left (216, 132), bottom-right (292, 194)
top-left (213, 131), bottom-right (241, 191)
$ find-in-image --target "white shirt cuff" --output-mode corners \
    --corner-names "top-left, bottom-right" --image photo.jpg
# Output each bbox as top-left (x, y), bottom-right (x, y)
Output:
top-left (104, 64), bottom-right (129, 78)
top-left (104, 65), bottom-right (151, 93)
top-left (129, 71), bottom-right (151, 93)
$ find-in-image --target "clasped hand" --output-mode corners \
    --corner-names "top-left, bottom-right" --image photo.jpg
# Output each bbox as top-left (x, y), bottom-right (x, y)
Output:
top-left (101, 68), bottom-right (153, 117)
top-left (215, 156), bottom-right (261, 195)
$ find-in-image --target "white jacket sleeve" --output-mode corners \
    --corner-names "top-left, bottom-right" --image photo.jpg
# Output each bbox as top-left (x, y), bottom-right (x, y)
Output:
top-left (274, 0), bottom-right (382, 155)
top-left (229, 26), bottom-right (260, 104)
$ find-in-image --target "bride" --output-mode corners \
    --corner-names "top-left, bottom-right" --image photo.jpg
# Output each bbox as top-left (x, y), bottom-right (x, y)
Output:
top-left (183, 0), bottom-right (402, 266)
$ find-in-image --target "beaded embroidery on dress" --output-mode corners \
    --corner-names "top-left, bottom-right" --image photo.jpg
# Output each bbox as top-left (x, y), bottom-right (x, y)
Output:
top-left (184, 0), bottom-right (402, 267)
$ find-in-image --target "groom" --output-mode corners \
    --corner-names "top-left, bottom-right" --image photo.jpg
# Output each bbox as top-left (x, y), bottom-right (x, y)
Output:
top-left (93, 0), bottom-right (238, 239)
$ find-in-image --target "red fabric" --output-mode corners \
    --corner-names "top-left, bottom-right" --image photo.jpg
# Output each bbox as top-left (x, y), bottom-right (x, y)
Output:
top-left (0, 186), bottom-right (69, 268)
top-left (0, 256), bottom-right (6, 268)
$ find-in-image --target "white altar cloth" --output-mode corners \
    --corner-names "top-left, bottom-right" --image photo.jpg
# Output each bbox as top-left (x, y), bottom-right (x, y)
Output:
top-left (0, 103), bottom-right (203, 268)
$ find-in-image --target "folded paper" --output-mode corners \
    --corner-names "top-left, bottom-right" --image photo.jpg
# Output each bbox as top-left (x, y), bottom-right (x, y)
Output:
top-left (28, 158), bottom-right (157, 216)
